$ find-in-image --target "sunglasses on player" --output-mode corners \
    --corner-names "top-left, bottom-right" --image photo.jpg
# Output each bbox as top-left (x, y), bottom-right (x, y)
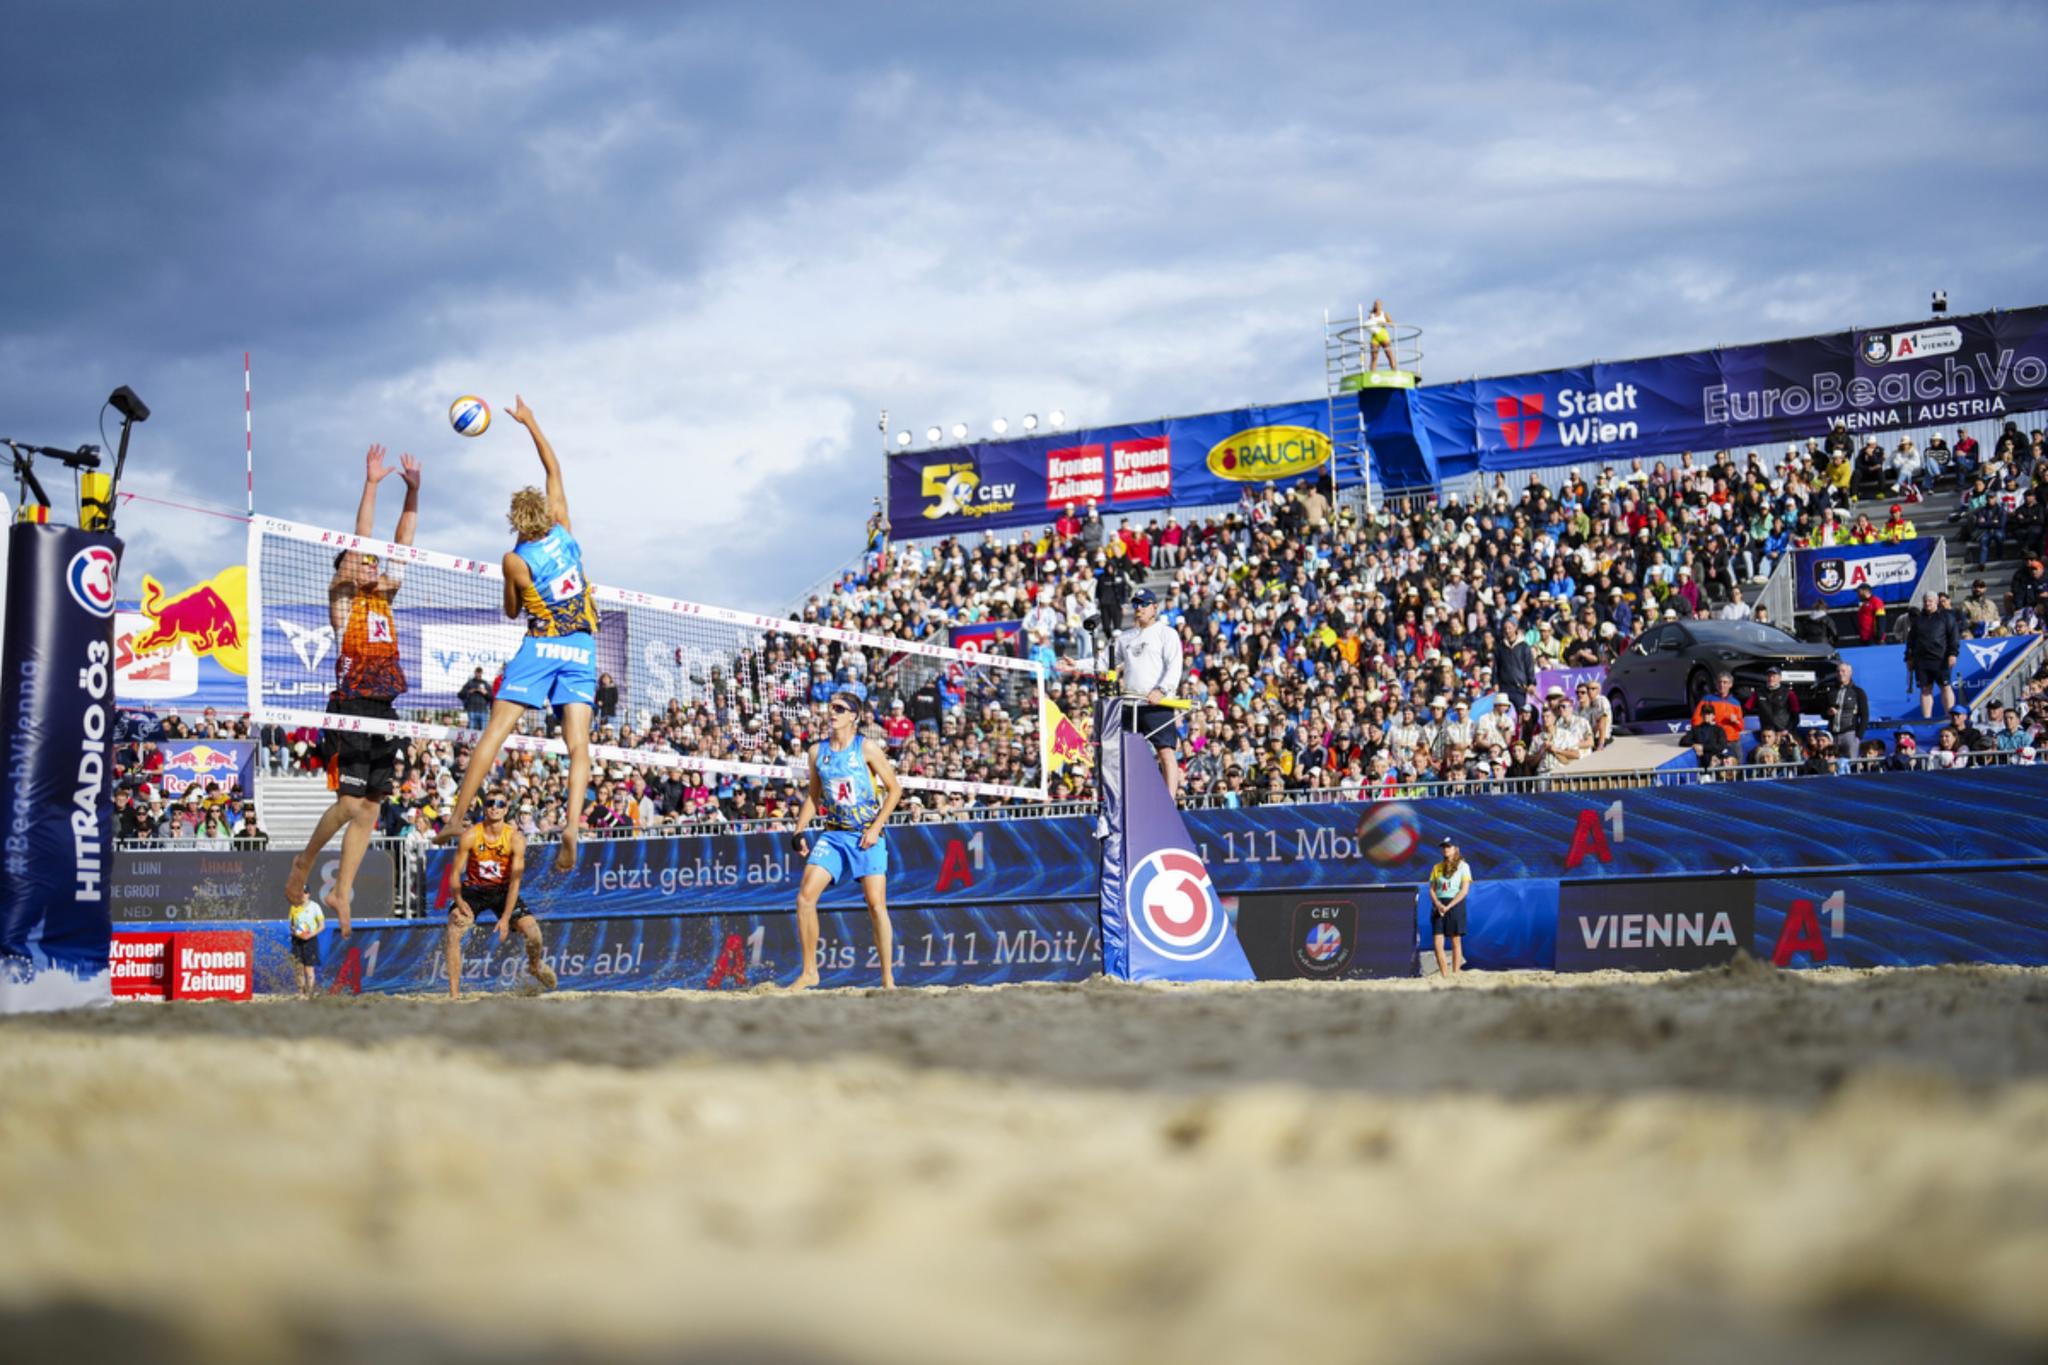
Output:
top-left (828, 702), bottom-right (856, 714)
top-left (485, 798), bottom-right (509, 809)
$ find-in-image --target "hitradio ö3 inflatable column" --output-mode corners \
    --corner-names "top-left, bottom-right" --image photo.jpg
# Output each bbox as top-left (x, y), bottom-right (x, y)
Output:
top-left (0, 522), bottom-right (123, 1011)
top-left (1096, 697), bottom-right (1252, 983)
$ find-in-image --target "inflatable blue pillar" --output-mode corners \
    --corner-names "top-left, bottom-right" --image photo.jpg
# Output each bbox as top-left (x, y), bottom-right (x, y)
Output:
top-left (1096, 697), bottom-right (1252, 983)
top-left (0, 522), bottom-right (122, 1011)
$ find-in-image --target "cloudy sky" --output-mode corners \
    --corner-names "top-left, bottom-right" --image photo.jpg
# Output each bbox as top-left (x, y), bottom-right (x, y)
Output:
top-left (3, 0), bottom-right (2043, 610)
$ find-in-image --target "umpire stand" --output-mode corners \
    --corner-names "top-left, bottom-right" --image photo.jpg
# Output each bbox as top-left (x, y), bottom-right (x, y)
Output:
top-left (1325, 306), bottom-right (1423, 512)
top-left (1094, 694), bottom-right (1253, 983)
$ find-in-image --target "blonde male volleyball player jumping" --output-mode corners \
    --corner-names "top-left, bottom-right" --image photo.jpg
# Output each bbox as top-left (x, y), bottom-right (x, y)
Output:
top-left (439, 396), bottom-right (597, 872)
top-left (286, 443), bottom-right (420, 936)
top-left (788, 689), bottom-right (903, 989)
top-left (445, 787), bottom-right (557, 998)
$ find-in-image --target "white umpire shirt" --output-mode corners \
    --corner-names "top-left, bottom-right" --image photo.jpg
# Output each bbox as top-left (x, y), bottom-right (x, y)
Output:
top-left (1115, 618), bottom-right (1183, 699)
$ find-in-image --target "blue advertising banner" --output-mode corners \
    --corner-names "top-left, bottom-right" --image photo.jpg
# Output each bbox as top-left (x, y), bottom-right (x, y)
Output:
top-left (948, 620), bottom-right (1022, 658)
top-left (157, 739), bottom-right (257, 797)
top-left (1098, 698), bottom-right (1253, 983)
top-left (439, 765), bottom-right (2048, 923)
top-left (124, 901), bottom-right (1100, 996)
top-left (1, 524), bottom-right (121, 1010)
top-left (887, 399), bottom-right (1333, 541)
top-left (260, 602), bottom-right (630, 713)
top-left (1182, 765), bottom-right (2048, 892)
top-left (1374, 305), bottom-right (2048, 478)
top-left (335, 901), bottom-right (1095, 994)
top-left (1793, 538), bottom-right (1937, 610)
top-left (425, 813), bottom-right (1100, 916)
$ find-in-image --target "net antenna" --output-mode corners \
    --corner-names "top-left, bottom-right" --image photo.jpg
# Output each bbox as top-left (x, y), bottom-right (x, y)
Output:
top-left (247, 516), bottom-right (1050, 802)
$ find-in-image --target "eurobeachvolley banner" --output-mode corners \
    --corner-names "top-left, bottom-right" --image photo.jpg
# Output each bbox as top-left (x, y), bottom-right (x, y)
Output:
top-left (1363, 303), bottom-right (2048, 481)
top-left (1793, 538), bottom-right (1938, 610)
top-left (886, 398), bottom-right (1333, 541)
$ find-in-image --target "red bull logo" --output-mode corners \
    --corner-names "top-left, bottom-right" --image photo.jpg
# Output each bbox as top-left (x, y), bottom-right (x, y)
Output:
top-left (161, 742), bottom-right (246, 795)
top-left (1043, 699), bottom-right (1091, 774)
top-left (131, 565), bottom-right (249, 676)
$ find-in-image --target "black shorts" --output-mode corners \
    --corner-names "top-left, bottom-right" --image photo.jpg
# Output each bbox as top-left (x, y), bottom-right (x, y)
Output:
top-left (1125, 703), bottom-right (1180, 752)
top-left (322, 695), bottom-right (400, 799)
top-left (1912, 662), bottom-right (1952, 689)
top-left (289, 934), bottom-right (320, 967)
top-left (458, 884), bottom-right (530, 926)
top-left (1430, 904), bottom-right (1468, 939)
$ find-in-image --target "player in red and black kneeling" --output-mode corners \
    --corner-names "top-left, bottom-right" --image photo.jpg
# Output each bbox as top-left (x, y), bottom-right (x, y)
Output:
top-left (445, 788), bottom-right (557, 999)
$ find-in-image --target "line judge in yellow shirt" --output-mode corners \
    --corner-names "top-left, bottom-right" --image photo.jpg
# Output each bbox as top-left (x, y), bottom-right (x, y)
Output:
top-left (1427, 837), bottom-right (1472, 979)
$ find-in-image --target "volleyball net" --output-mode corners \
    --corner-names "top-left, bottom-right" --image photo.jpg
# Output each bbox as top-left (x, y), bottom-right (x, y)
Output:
top-left (247, 516), bottom-right (1051, 802)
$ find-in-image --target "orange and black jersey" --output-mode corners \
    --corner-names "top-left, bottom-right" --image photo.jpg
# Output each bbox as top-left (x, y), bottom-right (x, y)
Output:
top-left (333, 587), bottom-right (407, 702)
top-left (463, 826), bottom-right (518, 890)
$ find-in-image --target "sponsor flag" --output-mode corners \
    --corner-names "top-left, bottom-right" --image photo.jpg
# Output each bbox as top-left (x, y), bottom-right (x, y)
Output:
top-left (1044, 698), bottom-right (1090, 774)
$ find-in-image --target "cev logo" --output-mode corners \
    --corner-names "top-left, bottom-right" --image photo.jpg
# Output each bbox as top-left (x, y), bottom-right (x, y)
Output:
top-left (1205, 425), bottom-right (1330, 483)
top-left (922, 463), bottom-right (979, 519)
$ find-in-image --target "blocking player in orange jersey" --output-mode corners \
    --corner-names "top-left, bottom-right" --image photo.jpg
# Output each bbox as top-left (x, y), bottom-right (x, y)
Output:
top-left (445, 788), bottom-right (556, 999)
top-left (286, 443), bottom-right (420, 936)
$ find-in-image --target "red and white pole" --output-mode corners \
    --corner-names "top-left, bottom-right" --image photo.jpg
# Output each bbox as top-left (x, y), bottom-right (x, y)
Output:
top-left (244, 351), bottom-right (254, 516)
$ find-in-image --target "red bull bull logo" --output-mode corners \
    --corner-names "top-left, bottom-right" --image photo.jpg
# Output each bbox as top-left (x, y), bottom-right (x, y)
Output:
top-left (131, 565), bottom-right (249, 676)
top-left (1043, 699), bottom-right (1091, 774)
top-left (161, 741), bottom-right (247, 796)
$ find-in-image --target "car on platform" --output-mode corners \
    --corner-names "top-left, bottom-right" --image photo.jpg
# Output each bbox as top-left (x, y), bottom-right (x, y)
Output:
top-left (1605, 618), bottom-right (1841, 722)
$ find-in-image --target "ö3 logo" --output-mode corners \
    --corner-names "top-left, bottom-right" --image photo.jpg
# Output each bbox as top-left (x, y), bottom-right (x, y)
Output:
top-left (66, 546), bottom-right (120, 618)
top-left (1125, 848), bottom-right (1229, 961)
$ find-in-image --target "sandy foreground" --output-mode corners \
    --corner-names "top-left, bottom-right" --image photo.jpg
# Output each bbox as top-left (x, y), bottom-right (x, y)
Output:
top-left (2, 961), bottom-right (2047, 1364)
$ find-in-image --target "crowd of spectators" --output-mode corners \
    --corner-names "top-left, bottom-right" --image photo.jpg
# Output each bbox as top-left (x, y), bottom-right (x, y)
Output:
top-left (113, 419), bottom-right (2048, 844)
top-left (111, 709), bottom-right (267, 846)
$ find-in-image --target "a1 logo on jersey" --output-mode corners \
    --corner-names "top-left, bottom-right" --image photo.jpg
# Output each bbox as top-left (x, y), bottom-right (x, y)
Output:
top-left (550, 568), bottom-right (583, 600)
top-left (366, 613), bottom-right (394, 644)
top-left (473, 857), bottom-right (503, 882)
top-left (831, 778), bottom-right (855, 805)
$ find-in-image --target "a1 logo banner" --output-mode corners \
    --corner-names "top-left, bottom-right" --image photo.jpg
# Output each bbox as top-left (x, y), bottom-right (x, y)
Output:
top-left (1098, 710), bottom-right (1252, 983)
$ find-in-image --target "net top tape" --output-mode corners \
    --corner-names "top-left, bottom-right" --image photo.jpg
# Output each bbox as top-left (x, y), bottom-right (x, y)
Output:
top-left (250, 516), bottom-right (1045, 679)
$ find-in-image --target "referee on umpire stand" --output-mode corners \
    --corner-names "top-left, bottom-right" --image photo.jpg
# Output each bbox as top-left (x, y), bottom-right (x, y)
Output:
top-left (1065, 586), bottom-right (1185, 802)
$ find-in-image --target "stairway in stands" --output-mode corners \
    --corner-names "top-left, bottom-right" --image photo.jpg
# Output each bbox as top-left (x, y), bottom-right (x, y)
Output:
top-left (254, 771), bottom-right (336, 847)
top-left (1844, 473), bottom-right (2022, 603)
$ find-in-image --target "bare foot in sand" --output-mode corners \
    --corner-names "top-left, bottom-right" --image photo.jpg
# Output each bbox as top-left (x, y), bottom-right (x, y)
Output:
top-left (531, 957), bottom-right (558, 991)
top-left (323, 887), bottom-right (353, 939)
top-left (783, 973), bottom-right (819, 993)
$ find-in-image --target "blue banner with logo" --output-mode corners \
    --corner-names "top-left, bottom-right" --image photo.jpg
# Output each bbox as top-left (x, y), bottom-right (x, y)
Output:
top-left (260, 603), bottom-right (631, 714)
top-left (157, 739), bottom-right (257, 797)
top-left (2, 524), bottom-right (122, 1010)
top-left (1098, 698), bottom-right (1254, 982)
top-left (886, 399), bottom-right (1333, 541)
top-left (1793, 538), bottom-right (1939, 610)
top-left (948, 620), bottom-right (1022, 658)
top-left (1373, 304), bottom-right (2048, 479)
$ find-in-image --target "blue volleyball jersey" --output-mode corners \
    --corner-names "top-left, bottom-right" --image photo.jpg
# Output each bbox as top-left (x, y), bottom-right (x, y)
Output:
top-left (815, 735), bottom-right (881, 830)
top-left (514, 525), bottom-right (599, 638)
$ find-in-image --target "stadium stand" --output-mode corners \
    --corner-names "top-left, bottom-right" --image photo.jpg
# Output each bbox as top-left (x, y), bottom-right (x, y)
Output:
top-left (112, 419), bottom-right (2048, 852)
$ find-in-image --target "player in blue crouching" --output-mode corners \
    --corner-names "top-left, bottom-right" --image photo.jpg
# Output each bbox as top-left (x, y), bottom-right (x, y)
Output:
top-left (789, 688), bottom-right (903, 989)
